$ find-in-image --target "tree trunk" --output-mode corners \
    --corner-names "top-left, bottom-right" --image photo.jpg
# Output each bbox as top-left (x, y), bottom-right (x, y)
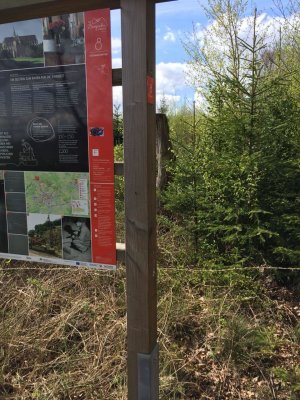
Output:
top-left (156, 113), bottom-right (173, 206)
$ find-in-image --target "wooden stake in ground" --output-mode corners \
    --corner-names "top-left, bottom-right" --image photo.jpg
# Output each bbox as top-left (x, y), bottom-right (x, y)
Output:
top-left (121, 0), bottom-right (158, 398)
top-left (156, 113), bottom-right (174, 208)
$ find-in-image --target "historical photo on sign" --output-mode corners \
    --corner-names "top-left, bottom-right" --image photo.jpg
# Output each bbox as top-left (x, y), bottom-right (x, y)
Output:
top-left (0, 19), bottom-right (44, 71)
top-left (28, 213), bottom-right (62, 259)
top-left (42, 13), bottom-right (85, 67)
top-left (62, 216), bottom-right (91, 262)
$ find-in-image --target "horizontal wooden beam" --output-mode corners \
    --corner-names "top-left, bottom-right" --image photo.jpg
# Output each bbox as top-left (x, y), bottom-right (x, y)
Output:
top-left (0, 0), bottom-right (176, 24)
top-left (0, 0), bottom-right (119, 23)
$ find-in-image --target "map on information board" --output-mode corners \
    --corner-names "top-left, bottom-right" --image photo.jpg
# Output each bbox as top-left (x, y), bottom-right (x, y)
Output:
top-left (0, 9), bottom-right (116, 269)
top-left (25, 172), bottom-right (90, 216)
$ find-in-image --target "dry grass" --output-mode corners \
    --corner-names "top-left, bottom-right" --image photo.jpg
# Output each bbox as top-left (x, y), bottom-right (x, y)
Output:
top-left (0, 262), bottom-right (127, 399)
top-left (157, 269), bottom-right (300, 399)
top-left (0, 259), bottom-right (299, 399)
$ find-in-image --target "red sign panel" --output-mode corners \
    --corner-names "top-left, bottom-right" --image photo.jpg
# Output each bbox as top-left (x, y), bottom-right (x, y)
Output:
top-left (85, 10), bottom-right (116, 266)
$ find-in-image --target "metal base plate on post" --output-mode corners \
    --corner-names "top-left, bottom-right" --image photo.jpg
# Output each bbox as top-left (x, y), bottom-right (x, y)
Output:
top-left (138, 343), bottom-right (159, 400)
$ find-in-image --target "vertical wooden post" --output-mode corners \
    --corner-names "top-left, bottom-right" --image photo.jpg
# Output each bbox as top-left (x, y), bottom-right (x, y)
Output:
top-left (121, 0), bottom-right (158, 399)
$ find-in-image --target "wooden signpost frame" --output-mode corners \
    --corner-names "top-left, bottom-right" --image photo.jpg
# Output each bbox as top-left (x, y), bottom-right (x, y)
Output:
top-left (0, 0), bottom-right (175, 398)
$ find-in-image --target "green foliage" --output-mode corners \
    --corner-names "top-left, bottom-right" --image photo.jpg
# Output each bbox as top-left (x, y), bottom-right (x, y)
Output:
top-left (271, 366), bottom-right (300, 399)
top-left (292, 323), bottom-right (300, 344)
top-left (162, 0), bottom-right (300, 276)
top-left (114, 144), bottom-right (124, 208)
top-left (113, 104), bottom-right (123, 145)
top-left (163, 103), bottom-right (204, 261)
top-left (158, 95), bottom-right (169, 114)
top-left (114, 144), bottom-right (125, 242)
top-left (217, 317), bottom-right (276, 367)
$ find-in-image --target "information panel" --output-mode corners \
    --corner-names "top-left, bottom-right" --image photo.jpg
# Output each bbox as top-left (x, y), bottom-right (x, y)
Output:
top-left (0, 9), bottom-right (116, 269)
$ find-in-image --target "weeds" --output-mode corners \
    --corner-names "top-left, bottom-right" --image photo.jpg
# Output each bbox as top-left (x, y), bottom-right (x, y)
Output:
top-left (0, 264), bottom-right (127, 399)
top-left (0, 254), bottom-right (299, 399)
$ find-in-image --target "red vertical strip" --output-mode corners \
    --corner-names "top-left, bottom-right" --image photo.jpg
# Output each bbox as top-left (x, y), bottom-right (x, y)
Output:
top-left (147, 76), bottom-right (155, 105)
top-left (85, 9), bottom-right (116, 266)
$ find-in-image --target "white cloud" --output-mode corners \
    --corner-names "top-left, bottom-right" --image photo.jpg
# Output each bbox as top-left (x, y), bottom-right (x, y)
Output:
top-left (112, 57), bottom-right (122, 69)
top-left (194, 90), bottom-right (207, 110)
top-left (238, 13), bottom-right (285, 46)
top-left (112, 37), bottom-right (122, 55)
top-left (111, 62), bottom-right (188, 108)
top-left (113, 88), bottom-right (182, 110)
top-left (163, 28), bottom-right (176, 42)
top-left (156, 62), bottom-right (188, 95)
top-left (113, 86), bottom-right (123, 107)
top-left (156, 0), bottom-right (205, 17)
top-left (188, 11), bottom-right (297, 88)
top-left (157, 93), bottom-right (181, 109)
top-left (194, 12), bottom-right (294, 52)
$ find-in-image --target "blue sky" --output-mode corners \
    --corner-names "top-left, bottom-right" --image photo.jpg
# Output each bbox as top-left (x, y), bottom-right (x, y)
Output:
top-left (0, 1), bottom-right (291, 108)
top-left (155, 0), bottom-right (280, 63)
top-left (111, 0), bottom-right (291, 107)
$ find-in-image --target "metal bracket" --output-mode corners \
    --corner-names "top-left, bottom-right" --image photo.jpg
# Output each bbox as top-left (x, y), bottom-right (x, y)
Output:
top-left (138, 343), bottom-right (159, 400)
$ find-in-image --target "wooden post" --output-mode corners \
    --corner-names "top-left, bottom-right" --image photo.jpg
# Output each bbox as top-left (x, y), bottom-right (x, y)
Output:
top-left (121, 0), bottom-right (158, 399)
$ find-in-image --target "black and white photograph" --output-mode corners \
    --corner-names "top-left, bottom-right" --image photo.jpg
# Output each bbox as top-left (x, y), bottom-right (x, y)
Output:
top-left (62, 216), bottom-right (91, 262)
